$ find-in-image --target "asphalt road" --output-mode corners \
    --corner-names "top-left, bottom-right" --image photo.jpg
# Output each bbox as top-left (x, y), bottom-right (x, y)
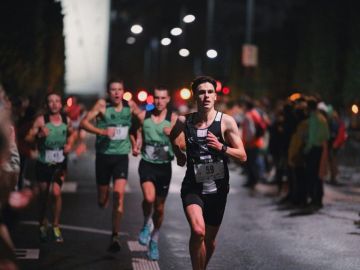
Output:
top-left (11, 136), bottom-right (360, 270)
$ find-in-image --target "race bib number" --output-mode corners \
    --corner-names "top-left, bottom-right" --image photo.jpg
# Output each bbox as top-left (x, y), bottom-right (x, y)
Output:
top-left (112, 126), bottom-right (129, 140)
top-left (45, 149), bottom-right (65, 163)
top-left (194, 161), bottom-right (224, 183)
top-left (145, 145), bottom-right (169, 161)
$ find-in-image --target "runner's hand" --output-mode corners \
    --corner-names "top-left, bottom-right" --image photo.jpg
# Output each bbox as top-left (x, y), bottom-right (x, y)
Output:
top-left (106, 127), bottom-right (115, 138)
top-left (64, 143), bottom-right (71, 154)
top-left (38, 126), bottom-right (49, 138)
top-left (176, 152), bottom-right (186, 167)
top-left (132, 146), bottom-right (140, 157)
top-left (207, 131), bottom-right (222, 151)
top-left (163, 126), bottom-right (171, 136)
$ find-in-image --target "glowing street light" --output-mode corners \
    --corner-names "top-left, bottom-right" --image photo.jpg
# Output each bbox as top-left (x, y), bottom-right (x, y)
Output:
top-left (137, 90), bottom-right (148, 102)
top-left (126, 37), bottom-right (136, 45)
top-left (206, 49), bottom-right (218, 59)
top-left (131, 24), bottom-right (143, 34)
top-left (183, 14), bottom-right (196, 23)
top-left (146, 95), bottom-right (154, 104)
top-left (222, 87), bottom-right (230, 95)
top-left (170, 27), bottom-right (183, 36)
top-left (352, 104), bottom-right (359, 114)
top-left (180, 88), bottom-right (191, 100)
top-left (123, 91), bottom-right (132, 101)
top-left (161, 38), bottom-right (171, 46)
top-left (179, 48), bottom-right (190, 57)
top-left (289, 93), bottom-right (301, 101)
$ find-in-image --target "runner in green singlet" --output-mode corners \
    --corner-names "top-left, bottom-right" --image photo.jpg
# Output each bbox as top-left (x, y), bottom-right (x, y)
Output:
top-left (26, 92), bottom-right (75, 243)
top-left (135, 87), bottom-right (177, 260)
top-left (81, 79), bottom-right (141, 252)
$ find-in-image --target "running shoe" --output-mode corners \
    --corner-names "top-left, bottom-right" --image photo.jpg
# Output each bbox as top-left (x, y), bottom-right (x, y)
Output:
top-left (53, 226), bottom-right (64, 243)
top-left (147, 240), bottom-right (159, 261)
top-left (39, 225), bottom-right (48, 242)
top-left (138, 224), bottom-right (151, 246)
top-left (107, 234), bottom-right (121, 252)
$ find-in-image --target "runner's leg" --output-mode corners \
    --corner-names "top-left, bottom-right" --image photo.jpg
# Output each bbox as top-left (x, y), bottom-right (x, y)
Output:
top-left (185, 204), bottom-right (206, 270)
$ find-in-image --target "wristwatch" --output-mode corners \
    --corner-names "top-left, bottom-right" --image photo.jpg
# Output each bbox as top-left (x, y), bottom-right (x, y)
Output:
top-left (221, 144), bottom-right (228, 154)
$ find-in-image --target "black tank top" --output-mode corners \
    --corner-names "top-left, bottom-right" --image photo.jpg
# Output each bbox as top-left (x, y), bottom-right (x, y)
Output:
top-left (182, 111), bottom-right (229, 195)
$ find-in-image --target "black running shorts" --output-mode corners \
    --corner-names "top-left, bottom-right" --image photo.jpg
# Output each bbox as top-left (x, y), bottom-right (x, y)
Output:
top-left (138, 159), bottom-right (172, 198)
top-left (96, 154), bottom-right (128, 185)
top-left (36, 160), bottom-right (66, 183)
top-left (181, 192), bottom-right (228, 226)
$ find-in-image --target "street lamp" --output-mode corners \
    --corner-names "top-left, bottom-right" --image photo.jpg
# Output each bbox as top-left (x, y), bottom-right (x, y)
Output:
top-left (206, 49), bottom-right (218, 59)
top-left (179, 48), bottom-right (190, 57)
top-left (131, 24), bottom-right (143, 34)
top-left (126, 37), bottom-right (136, 45)
top-left (161, 37), bottom-right (171, 46)
top-left (183, 14), bottom-right (196, 23)
top-left (170, 27), bottom-right (183, 36)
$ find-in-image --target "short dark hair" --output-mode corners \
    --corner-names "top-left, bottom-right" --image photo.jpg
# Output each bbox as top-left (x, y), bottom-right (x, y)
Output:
top-left (107, 78), bottom-right (124, 91)
top-left (153, 87), bottom-right (169, 96)
top-left (46, 91), bottom-right (62, 103)
top-left (191, 76), bottom-right (217, 94)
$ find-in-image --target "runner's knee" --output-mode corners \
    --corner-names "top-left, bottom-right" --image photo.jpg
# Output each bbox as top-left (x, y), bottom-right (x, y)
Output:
top-left (191, 224), bottom-right (205, 239)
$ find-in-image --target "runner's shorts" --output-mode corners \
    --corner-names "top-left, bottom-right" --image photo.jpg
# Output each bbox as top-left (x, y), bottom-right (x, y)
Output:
top-left (181, 192), bottom-right (228, 226)
top-left (36, 160), bottom-right (67, 184)
top-left (138, 159), bottom-right (172, 197)
top-left (96, 154), bottom-right (128, 185)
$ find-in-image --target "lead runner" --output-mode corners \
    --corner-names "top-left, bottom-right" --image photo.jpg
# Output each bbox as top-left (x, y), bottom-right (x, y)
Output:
top-left (170, 76), bottom-right (247, 270)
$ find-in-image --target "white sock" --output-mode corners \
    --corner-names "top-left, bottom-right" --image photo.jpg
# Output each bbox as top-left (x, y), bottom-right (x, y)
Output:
top-left (151, 229), bottom-right (159, 242)
top-left (144, 215), bottom-right (152, 227)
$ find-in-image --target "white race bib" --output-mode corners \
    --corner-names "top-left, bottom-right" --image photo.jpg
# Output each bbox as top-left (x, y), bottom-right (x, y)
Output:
top-left (111, 126), bottom-right (129, 140)
top-left (194, 160), bottom-right (224, 183)
top-left (45, 149), bottom-right (65, 163)
top-left (145, 145), bottom-right (169, 160)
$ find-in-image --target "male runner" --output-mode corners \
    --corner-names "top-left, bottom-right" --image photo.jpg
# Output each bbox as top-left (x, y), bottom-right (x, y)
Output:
top-left (136, 87), bottom-right (177, 260)
top-left (80, 79), bottom-right (140, 252)
top-left (26, 92), bottom-right (75, 243)
top-left (170, 76), bottom-right (247, 270)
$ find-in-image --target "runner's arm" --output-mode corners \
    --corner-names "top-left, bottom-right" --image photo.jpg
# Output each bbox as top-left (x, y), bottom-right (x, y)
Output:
top-left (25, 115), bottom-right (44, 143)
top-left (207, 114), bottom-right (246, 162)
top-left (170, 116), bottom-right (186, 166)
top-left (129, 100), bottom-right (143, 120)
top-left (163, 112), bottom-right (178, 136)
top-left (222, 114), bottom-right (247, 162)
top-left (64, 117), bottom-right (77, 153)
top-left (80, 99), bottom-right (107, 136)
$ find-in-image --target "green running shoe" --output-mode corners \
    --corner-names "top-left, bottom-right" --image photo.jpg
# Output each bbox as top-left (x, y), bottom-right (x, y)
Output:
top-left (53, 226), bottom-right (64, 243)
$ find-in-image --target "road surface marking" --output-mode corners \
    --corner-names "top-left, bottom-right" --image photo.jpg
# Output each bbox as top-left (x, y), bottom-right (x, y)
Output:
top-left (128, 240), bottom-right (147, 252)
top-left (128, 241), bottom-right (160, 270)
top-left (21, 221), bottom-right (128, 236)
top-left (132, 258), bottom-right (160, 270)
top-left (15, 249), bottom-right (39, 260)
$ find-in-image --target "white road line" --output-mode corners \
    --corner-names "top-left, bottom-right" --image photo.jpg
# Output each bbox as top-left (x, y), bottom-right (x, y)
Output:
top-left (127, 241), bottom-right (160, 270)
top-left (15, 249), bottom-right (39, 260)
top-left (21, 221), bottom-right (128, 236)
top-left (62, 182), bottom-right (78, 193)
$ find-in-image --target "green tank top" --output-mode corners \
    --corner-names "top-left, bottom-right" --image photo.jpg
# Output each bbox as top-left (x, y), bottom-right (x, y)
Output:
top-left (95, 102), bottom-right (132, 155)
top-left (38, 114), bottom-right (68, 164)
top-left (141, 110), bottom-right (174, 164)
